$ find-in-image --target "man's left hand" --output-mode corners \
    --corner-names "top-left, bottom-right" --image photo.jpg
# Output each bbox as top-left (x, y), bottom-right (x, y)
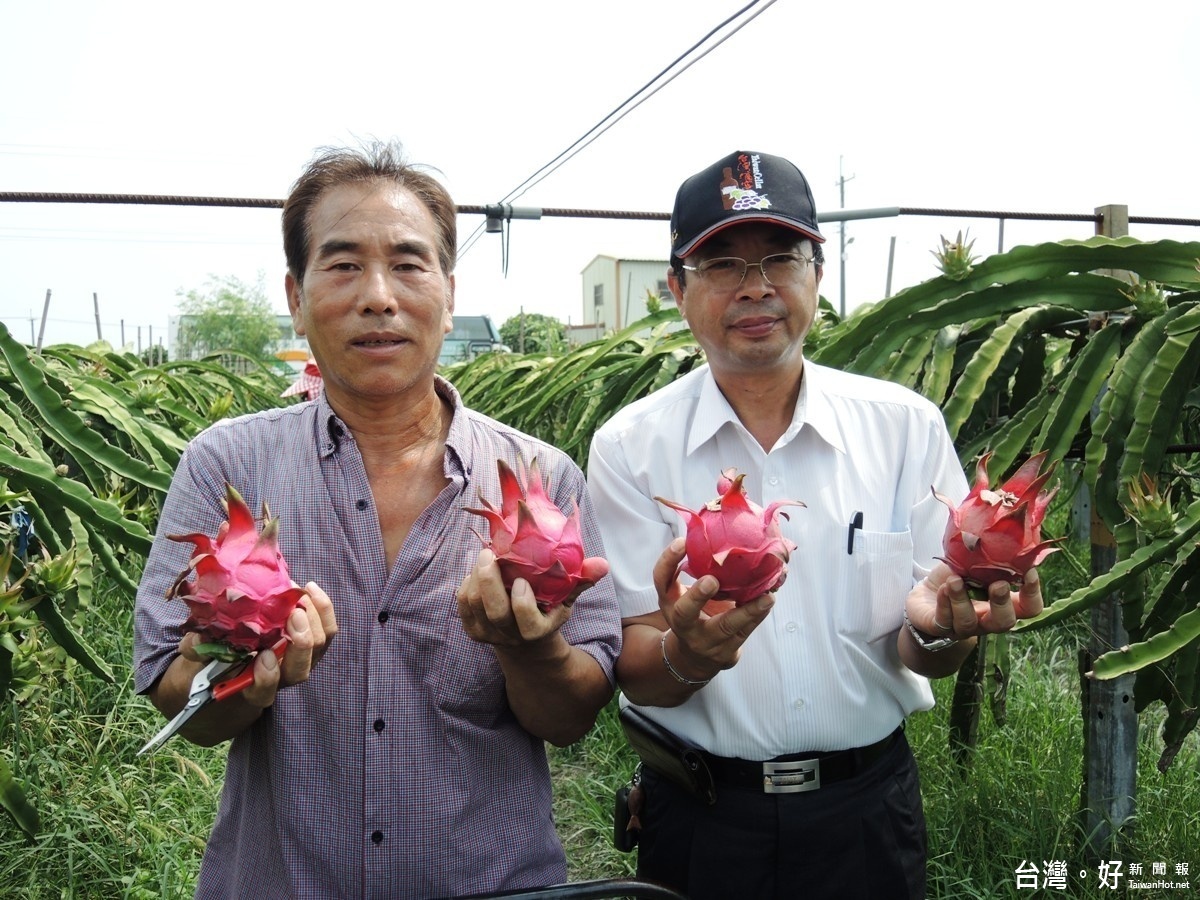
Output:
top-left (457, 548), bottom-right (571, 647)
top-left (908, 561), bottom-right (1044, 640)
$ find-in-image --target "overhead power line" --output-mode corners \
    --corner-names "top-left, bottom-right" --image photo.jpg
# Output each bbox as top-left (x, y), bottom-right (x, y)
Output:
top-left (500, 0), bottom-right (776, 207)
top-left (456, 0), bottom-right (779, 262)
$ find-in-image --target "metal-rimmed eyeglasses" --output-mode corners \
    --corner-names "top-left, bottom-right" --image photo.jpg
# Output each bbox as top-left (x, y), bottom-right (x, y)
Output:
top-left (680, 252), bottom-right (816, 291)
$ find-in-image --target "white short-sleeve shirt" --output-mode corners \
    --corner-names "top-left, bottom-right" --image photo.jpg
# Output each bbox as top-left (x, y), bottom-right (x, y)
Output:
top-left (588, 360), bottom-right (969, 758)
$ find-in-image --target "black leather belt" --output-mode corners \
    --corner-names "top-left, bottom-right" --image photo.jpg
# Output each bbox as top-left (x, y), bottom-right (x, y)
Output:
top-left (700, 728), bottom-right (899, 794)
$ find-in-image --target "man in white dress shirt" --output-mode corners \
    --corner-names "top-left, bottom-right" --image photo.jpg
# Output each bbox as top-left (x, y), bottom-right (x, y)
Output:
top-left (587, 150), bottom-right (1046, 899)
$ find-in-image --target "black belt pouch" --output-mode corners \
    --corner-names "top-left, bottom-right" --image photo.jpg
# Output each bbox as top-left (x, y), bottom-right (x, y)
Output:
top-left (618, 705), bottom-right (716, 805)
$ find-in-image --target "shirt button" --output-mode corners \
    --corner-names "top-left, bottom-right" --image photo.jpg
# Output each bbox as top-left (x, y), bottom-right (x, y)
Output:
top-left (378, 610), bottom-right (389, 624)
top-left (768, 476), bottom-right (780, 486)
top-left (371, 830), bottom-right (384, 845)
top-left (356, 499), bottom-right (368, 510)
top-left (785, 621), bottom-right (798, 633)
top-left (793, 699), bottom-right (805, 710)
top-left (373, 719), bottom-right (385, 733)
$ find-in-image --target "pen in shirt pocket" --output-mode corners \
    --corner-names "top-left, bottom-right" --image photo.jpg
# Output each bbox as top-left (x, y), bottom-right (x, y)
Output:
top-left (847, 511), bottom-right (863, 554)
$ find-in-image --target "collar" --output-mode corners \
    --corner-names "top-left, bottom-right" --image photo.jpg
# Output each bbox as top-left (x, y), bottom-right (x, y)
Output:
top-left (685, 361), bottom-right (847, 456)
top-left (312, 376), bottom-right (469, 477)
top-left (437, 375), bottom-right (471, 479)
top-left (314, 393), bottom-right (343, 458)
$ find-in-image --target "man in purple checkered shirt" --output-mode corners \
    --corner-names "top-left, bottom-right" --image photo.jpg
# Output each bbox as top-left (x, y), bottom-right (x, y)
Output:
top-left (133, 143), bottom-right (621, 899)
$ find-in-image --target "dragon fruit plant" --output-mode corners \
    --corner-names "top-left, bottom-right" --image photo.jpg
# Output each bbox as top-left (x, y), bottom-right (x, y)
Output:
top-left (466, 458), bottom-right (610, 611)
top-left (933, 452), bottom-right (1061, 596)
top-left (656, 469), bottom-right (804, 606)
top-left (167, 484), bottom-right (305, 661)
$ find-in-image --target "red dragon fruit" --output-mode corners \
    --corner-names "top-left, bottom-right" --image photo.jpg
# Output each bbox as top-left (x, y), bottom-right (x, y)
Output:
top-left (465, 458), bottom-right (610, 610)
top-left (655, 469), bottom-right (804, 606)
top-left (167, 484), bottom-right (305, 660)
top-left (933, 451), bottom-right (1061, 594)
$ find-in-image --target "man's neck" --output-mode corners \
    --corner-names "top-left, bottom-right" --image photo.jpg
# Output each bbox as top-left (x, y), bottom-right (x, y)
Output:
top-left (327, 385), bottom-right (454, 570)
top-left (327, 385), bottom-right (450, 462)
top-left (712, 358), bottom-right (805, 453)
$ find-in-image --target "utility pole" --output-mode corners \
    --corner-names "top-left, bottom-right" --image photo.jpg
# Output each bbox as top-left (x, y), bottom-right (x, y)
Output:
top-left (1080, 204), bottom-right (1136, 864)
top-left (837, 156), bottom-right (856, 317)
top-left (885, 236), bottom-right (897, 298)
top-left (93, 292), bottom-right (103, 341)
top-left (36, 289), bottom-right (51, 352)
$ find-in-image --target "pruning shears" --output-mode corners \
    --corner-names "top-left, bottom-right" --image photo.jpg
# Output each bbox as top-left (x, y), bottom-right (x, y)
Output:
top-left (137, 637), bottom-right (289, 756)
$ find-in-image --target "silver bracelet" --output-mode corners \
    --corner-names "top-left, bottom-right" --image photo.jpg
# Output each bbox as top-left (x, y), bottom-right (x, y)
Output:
top-left (661, 629), bottom-right (712, 687)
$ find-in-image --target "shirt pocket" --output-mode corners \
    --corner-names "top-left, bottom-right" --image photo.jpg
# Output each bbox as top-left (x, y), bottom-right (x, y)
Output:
top-left (836, 528), bottom-right (915, 644)
top-left (429, 612), bottom-right (508, 722)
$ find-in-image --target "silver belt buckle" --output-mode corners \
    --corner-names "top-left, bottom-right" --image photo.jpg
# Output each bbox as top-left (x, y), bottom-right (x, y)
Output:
top-left (762, 757), bottom-right (821, 793)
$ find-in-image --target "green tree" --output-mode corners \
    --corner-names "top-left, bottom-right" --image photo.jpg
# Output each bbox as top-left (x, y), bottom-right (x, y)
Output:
top-left (175, 274), bottom-right (283, 369)
top-left (500, 312), bottom-right (566, 355)
top-left (139, 346), bottom-right (169, 365)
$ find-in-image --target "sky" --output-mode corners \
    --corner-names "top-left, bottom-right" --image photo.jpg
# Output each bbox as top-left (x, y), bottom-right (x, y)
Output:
top-left (2, 0), bottom-right (1198, 351)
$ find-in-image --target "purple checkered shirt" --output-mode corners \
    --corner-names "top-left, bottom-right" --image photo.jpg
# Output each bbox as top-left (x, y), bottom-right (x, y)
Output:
top-left (133, 377), bottom-right (621, 899)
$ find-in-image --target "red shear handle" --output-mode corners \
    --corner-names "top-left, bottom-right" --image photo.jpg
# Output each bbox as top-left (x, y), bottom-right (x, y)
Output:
top-left (212, 638), bottom-right (290, 702)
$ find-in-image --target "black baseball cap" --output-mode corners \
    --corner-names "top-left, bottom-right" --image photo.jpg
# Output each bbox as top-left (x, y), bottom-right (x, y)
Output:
top-left (670, 150), bottom-right (825, 260)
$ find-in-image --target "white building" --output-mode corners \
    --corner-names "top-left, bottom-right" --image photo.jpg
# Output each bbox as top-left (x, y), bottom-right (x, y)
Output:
top-left (578, 256), bottom-right (673, 340)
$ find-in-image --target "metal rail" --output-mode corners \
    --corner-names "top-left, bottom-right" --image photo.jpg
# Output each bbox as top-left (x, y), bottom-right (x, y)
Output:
top-left (2, 191), bottom-right (1198, 229)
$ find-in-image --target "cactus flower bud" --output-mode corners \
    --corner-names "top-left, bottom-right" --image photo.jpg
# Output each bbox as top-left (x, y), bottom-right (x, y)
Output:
top-left (1123, 472), bottom-right (1177, 539)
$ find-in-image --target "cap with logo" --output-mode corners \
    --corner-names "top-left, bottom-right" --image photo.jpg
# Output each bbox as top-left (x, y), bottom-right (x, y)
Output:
top-left (670, 151), bottom-right (825, 260)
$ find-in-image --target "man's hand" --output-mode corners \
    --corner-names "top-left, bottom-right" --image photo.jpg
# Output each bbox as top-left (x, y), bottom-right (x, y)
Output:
top-left (899, 562), bottom-right (1044, 678)
top-left (457, 549), bottom-right (572, 647)
top-left (908, 562), bottom-right (1044, 639)
top-left (152, 581), bottom-right (338, 743)
top-left (220, 580), bottom-right (338, 706)
top-left (654, 537), bottom-right (775, 677)
top-left (615, 538), bottom-right (775, 707)
top-left (455, 548), bottom-right (613, 746)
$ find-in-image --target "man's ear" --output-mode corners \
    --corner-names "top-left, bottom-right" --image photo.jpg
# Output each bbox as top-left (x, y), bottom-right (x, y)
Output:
top-left (443, 274), bottom-right (456, 334)
top-left (285, 273), bottom-right (306, 336)
top-left (667, 269), bottom-right (685, 309)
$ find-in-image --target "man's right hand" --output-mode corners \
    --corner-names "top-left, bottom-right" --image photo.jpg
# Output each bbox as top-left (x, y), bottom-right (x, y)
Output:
top-left (150, 580), bottom-right (338, 745)
top-left (614, 539), bottom-right (775, 707)
top-left (654, 537), bottom-right (775, 676)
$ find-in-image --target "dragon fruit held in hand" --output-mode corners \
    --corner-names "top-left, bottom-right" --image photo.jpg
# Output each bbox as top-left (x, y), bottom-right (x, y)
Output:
top-left (933, 451), bottom-right (1061, 593)
top-left (167, 484), bottom-right (305, 659)
top-left (466, 458), bottom-right (610, 610)
top-left (656, 469), bottom-right (804, 606)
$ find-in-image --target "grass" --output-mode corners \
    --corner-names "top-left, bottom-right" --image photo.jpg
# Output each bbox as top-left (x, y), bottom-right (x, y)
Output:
top-left (2, 563), bottom-right (1197, 899)
top-left (550, 625), bottom-right (1200, 899)
top-left (0, 592), bottom-right (224, 899)
top-left (548, 532), bottom-right (1200, 898)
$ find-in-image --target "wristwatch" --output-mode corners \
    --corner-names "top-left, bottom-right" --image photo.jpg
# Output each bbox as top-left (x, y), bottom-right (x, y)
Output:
top-left (903, 608), bottom-right (959, 652)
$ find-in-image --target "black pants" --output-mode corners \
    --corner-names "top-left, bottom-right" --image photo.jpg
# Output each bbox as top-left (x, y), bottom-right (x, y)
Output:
top-left (636, 729), bottom-right (926, 900)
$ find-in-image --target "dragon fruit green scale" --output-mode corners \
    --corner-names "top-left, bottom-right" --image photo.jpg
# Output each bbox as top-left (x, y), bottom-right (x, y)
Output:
top-left (466, 457), bottom-right (610, 610)
top-left (167, 484), bottom-right (305, 655)
top-left (656, 468), bottom-right (804, 606)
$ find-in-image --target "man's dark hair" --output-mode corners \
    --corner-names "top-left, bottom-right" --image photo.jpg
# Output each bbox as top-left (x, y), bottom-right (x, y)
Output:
top-left (282, 142), bottom-right (457, 284)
